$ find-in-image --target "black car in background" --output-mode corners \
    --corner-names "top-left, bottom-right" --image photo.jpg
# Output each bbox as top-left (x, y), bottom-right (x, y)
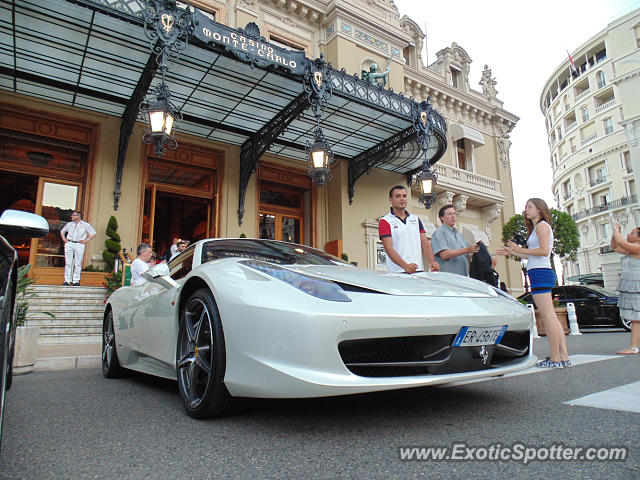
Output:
top-left (518, 285), bottom-right (629, 331)
top-left (0, 210), bottom-right (49, 452)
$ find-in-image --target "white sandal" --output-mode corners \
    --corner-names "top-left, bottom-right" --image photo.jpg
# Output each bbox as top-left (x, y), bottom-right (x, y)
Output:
top-left (616, 346), bottom-right (640, 355)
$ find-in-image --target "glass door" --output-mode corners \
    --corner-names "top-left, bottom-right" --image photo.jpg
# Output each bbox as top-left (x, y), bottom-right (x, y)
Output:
top-left (34, 180), bottom-right (81, 267)
top-left (258, 182), bottom-right (304, 243)
top-left (259, 213), bottom-right (302, 243)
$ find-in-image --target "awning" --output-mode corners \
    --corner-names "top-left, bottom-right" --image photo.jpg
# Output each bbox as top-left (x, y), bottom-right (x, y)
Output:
top-left (0, 0), bottom-right (448, 223)
top-left (450, 123), bottom-right (484, 146)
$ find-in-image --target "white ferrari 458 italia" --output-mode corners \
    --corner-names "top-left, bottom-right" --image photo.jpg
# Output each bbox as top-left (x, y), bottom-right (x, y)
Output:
top-left (103, 238), bottom-right (535, 418)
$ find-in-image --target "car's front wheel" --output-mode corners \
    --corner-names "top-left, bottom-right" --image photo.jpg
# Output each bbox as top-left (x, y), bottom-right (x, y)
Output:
top-left (102, 310), bottom-right (123, 378)
top-left (177, 288), bottom-right (235, 418)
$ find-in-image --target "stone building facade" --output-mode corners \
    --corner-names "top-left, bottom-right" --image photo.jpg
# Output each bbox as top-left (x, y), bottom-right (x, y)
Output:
top-left (0, 0), bottom-right (523, 291)
top-left (541, 8), bottom-right (640, 289)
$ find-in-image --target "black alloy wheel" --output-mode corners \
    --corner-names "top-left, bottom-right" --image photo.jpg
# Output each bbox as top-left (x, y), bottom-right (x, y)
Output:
top-left (102, 310), bottom-right (122, 378)
top-left (619, 315), bottom-right (633, 332)
top-left (177, 288), bottom-right (235, 419)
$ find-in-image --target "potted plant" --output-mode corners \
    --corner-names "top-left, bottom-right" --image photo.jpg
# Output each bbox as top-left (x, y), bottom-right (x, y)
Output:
top-left (533, 300), bottom-right (570, 336)
top-left (13, 264), bottom-right (54, 374)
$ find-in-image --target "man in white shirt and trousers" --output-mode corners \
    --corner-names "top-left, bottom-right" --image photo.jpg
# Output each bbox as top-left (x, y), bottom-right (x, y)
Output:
top-left (60, 211), bottom-right (96, 286)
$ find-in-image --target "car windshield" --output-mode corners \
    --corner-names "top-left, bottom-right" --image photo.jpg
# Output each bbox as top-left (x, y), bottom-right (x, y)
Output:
top-left (201, 239), bottom-right (350, 266)
top-left (583, 285), bottom-right (618, 297)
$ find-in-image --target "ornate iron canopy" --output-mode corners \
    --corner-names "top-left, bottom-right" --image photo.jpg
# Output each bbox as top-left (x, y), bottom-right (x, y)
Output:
top-left (1, 0), bottom-right (448, 219)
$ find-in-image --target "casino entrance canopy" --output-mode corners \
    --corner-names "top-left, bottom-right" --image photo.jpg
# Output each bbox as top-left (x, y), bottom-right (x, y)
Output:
top-left (0, 0), bottom-right (447, 223)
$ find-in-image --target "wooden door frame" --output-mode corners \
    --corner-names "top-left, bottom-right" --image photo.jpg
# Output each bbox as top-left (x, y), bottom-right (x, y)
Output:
top-left (138, 142), bottom-right (224, 244)
top-left (31, 177), bottom-right (84, 278)
top-left (0, 102), bottom-right (100, 284)
top-left (257, 161), bottom-right (314, 247)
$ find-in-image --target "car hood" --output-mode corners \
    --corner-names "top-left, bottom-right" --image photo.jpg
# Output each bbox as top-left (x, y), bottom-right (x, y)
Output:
top-left (285, 265), bottom-right (497, 297)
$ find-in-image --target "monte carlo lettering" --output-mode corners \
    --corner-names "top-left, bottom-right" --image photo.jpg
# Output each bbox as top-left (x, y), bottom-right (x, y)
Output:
top-left (193, 11), bottom-right (306, 75)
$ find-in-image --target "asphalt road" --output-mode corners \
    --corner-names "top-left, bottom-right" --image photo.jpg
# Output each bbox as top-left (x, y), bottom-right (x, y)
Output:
top-left (1, 330), bottom-right (638, 480)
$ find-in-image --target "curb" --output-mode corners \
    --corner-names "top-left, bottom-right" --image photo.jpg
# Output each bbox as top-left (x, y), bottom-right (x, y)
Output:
top-left (34, 355), bottom-right (101, 372)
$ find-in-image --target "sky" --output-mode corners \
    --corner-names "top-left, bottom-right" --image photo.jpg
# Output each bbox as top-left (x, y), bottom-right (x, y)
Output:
top-left (392, 0), bottom-right (640, 212)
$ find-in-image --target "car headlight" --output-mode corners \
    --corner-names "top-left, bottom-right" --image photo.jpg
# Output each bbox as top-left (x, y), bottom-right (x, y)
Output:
top-left (241, 260), bottom-right (351, 302)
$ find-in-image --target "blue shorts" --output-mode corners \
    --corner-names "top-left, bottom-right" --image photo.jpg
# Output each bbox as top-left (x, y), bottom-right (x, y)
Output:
top-left (527, 268), bottom-right (556, 294)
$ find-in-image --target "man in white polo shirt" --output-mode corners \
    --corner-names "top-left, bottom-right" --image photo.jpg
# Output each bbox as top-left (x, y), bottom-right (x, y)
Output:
top-left (60, 210), bottom-right (96, 286)
top-left (379, 185), bottom-right (440, 273)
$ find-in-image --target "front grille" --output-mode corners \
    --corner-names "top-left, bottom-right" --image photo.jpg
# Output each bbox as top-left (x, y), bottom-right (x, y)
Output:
top-left (338, 330), bottom-right (530, 378)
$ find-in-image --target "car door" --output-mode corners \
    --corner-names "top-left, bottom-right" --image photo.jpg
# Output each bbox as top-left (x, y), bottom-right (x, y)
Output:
top-left (564, 286), bottom-right (597, 326)
top-left (133, 247), bottom-right (195, 372)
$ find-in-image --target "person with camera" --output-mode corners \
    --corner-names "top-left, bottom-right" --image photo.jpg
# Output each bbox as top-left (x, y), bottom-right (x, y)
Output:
top-left (611, 223), bottom-right (640, 354)
top-left (431, 204), bottom-right (479, 276)
top-left (497, 198), bottom-right (571, 368)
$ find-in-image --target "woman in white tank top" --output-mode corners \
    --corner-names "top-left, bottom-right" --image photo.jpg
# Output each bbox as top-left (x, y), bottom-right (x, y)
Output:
top-left (497, 198), bottom-right (570, 369)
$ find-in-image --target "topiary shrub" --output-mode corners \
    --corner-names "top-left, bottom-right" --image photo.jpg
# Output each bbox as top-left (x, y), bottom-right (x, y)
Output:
top-left (102, 216), bottom-right (121, 272)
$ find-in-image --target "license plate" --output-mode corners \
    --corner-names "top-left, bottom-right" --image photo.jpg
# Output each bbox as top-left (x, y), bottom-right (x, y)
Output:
top-left (452, 325), bottom-right (507, 347)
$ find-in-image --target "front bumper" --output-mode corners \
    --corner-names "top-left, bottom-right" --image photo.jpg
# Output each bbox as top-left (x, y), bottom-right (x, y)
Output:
top-left (219, 292), bottom-right (535, 398)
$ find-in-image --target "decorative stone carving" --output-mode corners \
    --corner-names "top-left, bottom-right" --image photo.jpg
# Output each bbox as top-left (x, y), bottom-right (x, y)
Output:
top-left (479, 65), bottom-right (497, 98)
top-left (453, 194), bottom-right (469, 213)
top-left (281, 17), bottom-right (296, 27)
top-left (616, 213), bottom-right (628, 227)
top-left (482, 203), bottom-right (502, 241)
top-left (580, 224), bottom-right (589, 237)
top-left (238, 0), bottom-right (256, 8)
top-left (496, 122), bottom-right (512, 168)
top-left (437, 191), bottom-right (455, 208)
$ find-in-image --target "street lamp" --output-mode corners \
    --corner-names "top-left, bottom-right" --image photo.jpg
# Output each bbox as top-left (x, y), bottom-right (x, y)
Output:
top-left (416, 163), bottom-right (438, 208)
top-left (411, 99), bottom-right (445, 209)
top-left (307, 127), bottom-right (334, 186)
top-left (304, 55), bottom-right (334, 186)
top-left (416, 162), bottom-right (438, 208)
top-left (140, 0), bottom-right (194, 155)
top-left (140, 81), bottom-right (181, 155)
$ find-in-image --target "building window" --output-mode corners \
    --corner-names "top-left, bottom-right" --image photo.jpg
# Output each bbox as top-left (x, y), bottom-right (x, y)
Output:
top-left (450, 67), bottom-right (461, 88)
top-left (604, 117), bottom-right (614, 135)
top-left (635, 24), bottom-right (640, 47)
top-left (622, 151), bottom-right (633, 173)
top-left (562, 181), bottom-right (571, 200)
top-left (455, 139), bottom-right (472, 171)
top-left (600, 222), bottom-right (611, 238)
top-left (596, 71), bottom-right (606, 89)
top-left (581, 106), bottom-right (589, 122)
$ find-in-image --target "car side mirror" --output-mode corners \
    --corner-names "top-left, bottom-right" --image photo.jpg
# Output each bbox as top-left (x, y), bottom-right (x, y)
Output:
top-left (0, 209), bottom-right (49, 238)
top-left (143, 263), bottom-right (179, 289)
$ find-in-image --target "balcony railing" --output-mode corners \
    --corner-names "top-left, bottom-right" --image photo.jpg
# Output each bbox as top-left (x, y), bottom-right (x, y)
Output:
top-left (571, 194), bottom-right (637, 221)
top-left (575, 89), bottom-right (590, 101)
top-left (589, 175), bottom-right (607, 187)
top-left (595, 99), bottom-right (615, 113)
top-left (581, 133), bottom-right (597, 145)
top-left (432, 163), bottom-right (504, 201)
top-left (565, 121), bottom-right (577, 132)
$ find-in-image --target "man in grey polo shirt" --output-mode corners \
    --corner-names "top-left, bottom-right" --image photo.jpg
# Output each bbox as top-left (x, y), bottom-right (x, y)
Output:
top-left (431, 204), bottom-right (479, 276)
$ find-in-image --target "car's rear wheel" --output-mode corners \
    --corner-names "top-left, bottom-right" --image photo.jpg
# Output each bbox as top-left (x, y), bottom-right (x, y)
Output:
top-left (177, 288), bottom-right (235, 419)
top-left (102, 310), bottom-right (123, 378)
